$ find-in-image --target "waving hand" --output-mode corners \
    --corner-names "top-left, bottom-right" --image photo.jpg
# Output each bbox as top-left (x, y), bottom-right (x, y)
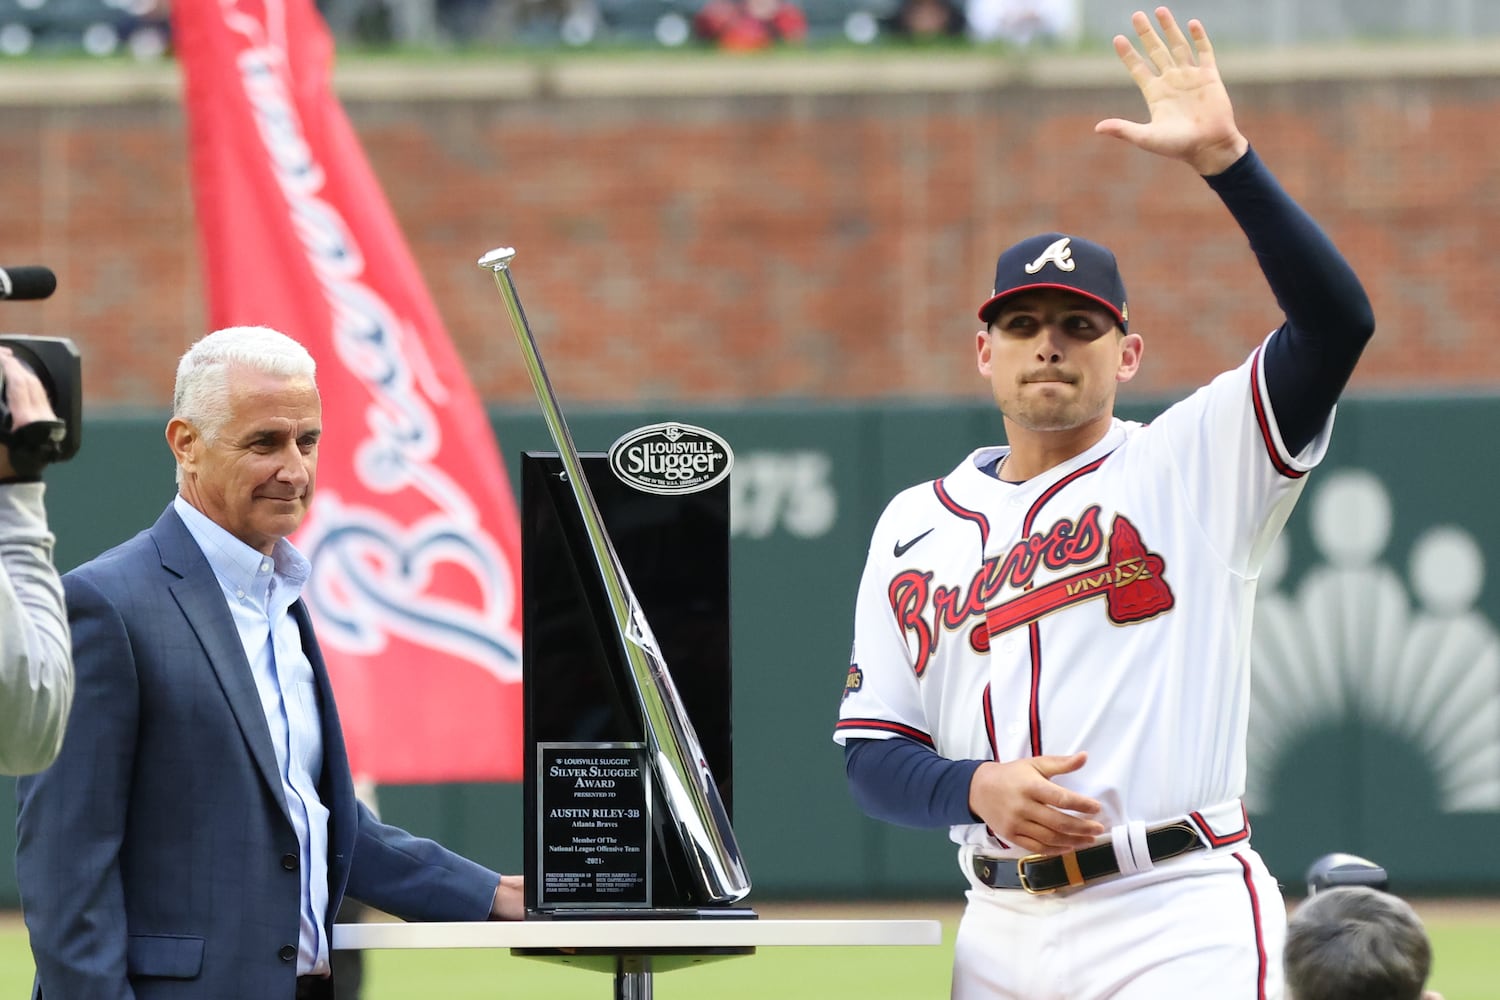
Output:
top-left (1094, 7), bottom-right (1249, 176)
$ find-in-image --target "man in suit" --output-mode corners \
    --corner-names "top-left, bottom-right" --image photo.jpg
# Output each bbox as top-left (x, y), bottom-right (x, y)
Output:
top-left (16, 326), bottom-right (523, 1000)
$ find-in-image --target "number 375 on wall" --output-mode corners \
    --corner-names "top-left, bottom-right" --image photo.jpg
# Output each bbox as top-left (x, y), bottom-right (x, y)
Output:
top-left (729, 450), bottom-right (837, 540)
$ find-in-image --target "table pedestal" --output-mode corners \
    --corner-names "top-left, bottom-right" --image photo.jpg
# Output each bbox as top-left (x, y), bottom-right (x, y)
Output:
top-left (516, 947), bottom-right (754, 999)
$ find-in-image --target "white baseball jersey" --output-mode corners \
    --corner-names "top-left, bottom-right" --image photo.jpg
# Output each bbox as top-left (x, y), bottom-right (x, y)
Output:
top-left (835, 341), bottom-right (1330, 853)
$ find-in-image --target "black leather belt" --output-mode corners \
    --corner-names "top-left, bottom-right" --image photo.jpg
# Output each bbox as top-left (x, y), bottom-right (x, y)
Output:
top-left (971, 821), bottom-right (1204, 894)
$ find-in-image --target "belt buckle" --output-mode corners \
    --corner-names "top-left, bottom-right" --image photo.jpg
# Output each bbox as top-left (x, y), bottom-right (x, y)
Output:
top-left (1016, 853), bottom-right (1057, 895)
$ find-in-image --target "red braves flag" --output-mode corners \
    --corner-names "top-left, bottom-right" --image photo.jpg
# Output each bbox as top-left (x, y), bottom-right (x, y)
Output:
top-left (173, 0), bottom-right (524, 782)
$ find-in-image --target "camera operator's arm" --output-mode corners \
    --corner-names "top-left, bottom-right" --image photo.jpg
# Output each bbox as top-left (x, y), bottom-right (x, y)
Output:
top-left (0, 348), bottom-right (72, 776)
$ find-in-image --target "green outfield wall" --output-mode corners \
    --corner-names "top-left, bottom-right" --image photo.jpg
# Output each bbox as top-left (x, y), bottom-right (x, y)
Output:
top-left (2, 396), bottom-right (1497, 907)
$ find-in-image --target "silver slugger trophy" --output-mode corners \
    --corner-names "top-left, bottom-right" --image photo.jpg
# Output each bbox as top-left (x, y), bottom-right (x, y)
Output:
top-left (479, 248), bottom-right (751, 916)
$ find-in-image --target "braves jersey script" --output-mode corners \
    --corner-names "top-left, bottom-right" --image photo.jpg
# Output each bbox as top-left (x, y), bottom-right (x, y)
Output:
top-left (835, 341), bottom-right (1328, 851)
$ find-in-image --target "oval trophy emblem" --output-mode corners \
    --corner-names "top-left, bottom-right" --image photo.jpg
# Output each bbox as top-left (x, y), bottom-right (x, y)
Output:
top-left (608, 422), bottom-right (734, 496)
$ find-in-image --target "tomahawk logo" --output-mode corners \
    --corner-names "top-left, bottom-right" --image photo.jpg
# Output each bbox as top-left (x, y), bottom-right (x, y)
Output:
top-left (984, 515), bottom-right (1173, 639)
top-left (1024, 237), bottom-right (1076, 275)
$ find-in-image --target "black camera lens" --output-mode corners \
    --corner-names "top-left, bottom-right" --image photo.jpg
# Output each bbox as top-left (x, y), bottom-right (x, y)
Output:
top-left (1305, 853), bottom-right (1389, 896)
top-left (0, 336), bottom-right (81, 476)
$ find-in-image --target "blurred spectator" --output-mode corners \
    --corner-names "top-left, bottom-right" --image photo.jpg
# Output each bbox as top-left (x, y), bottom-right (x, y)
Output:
top-left (488, 0), bottom-right (602, 47)
top-left (319, 0), bottom-right (381, 41)
top-left (122, 0), bottom-right (172, 59)
top-left (319, 0), bottom-right (606, 53)
top-left (965, 0), bottom-right (1075, 46)
top-left (694, 0), bottom-right (806, 50)
top-left (1285, 887), bottom-right (1445, 1000)
top-left (0, 0), bottom-right (172, 59)
top-left (437, 0), bottom-right (497, 41)
top-left (391, 0), bottom-right (442, 43)
top-left (884, 0), bottom-right (964, 41)
top-left (319, 0), bottom-right (441, 45)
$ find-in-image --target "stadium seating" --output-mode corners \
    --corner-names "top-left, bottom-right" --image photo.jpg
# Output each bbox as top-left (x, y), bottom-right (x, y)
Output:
top-left (0, 0), bottom-right (167, 58)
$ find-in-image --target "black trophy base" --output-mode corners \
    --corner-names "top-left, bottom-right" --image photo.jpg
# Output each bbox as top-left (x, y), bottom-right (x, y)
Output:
top-left (529, 906), bottom-right (759, 922)
top-left (523, 453), bottom-right (744, 917)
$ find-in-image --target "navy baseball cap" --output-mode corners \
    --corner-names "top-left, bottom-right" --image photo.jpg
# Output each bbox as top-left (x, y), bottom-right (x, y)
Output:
top-left (977, 233), bottom-right (1129, 331)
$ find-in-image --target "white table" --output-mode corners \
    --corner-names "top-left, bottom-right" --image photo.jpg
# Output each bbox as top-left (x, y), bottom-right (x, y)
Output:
top-left (333, 917), bottom-right (943, 999)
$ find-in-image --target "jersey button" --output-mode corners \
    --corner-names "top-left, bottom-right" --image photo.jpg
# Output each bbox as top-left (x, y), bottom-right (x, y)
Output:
top-left (279, 944), bottom-right (296, 962)
top-left (281, 853), bottom-right (298, 871)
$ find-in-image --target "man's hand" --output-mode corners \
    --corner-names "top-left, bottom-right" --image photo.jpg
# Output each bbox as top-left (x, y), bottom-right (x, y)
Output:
top-left (489, 874), bottom-right (524, 920)
top-left (968, 751), bottom-right (1105, 855)
top-left (0, 347), bottom-right (59, 480)
top-left (1094, 7), bottom-right (1249, 177)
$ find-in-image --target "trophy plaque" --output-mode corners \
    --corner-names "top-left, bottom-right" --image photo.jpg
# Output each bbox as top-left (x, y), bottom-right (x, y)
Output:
top-left (535, 740), bottom-right (653, 909)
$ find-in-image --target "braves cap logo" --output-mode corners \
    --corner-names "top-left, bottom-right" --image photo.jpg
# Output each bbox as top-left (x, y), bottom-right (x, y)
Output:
top-left (1024, 237), bottom-right (1076, 275)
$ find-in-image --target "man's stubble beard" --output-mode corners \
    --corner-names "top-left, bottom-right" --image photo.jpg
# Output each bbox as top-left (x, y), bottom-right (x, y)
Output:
top-left (999, 389), bottom-right (1111, 434)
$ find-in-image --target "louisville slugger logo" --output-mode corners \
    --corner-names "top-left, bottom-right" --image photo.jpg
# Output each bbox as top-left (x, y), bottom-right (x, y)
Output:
top-left (888, 506), bottom-right (1172, 676)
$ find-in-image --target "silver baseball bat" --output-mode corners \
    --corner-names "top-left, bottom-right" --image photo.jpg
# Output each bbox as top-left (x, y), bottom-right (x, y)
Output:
top-left (478, 247), bottom-right (751, 905)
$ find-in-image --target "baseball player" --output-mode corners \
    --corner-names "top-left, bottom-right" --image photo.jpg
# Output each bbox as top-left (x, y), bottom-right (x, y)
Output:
top-left (834, 8), bottom-right (1374, 999)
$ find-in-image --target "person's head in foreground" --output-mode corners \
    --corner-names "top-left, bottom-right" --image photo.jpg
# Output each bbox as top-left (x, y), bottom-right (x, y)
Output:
top-left (1284, 886), bottom-right (1444, 1000)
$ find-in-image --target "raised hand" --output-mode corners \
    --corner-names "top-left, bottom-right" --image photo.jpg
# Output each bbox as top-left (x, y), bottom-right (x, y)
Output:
top-left (1094, 6), bottom-right (1249, 177)
top-left (968, 751), bottom-right (1106, 855)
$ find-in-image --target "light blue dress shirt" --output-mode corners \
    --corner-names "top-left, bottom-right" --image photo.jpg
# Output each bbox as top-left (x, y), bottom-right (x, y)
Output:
top-left (174, 496), bottom-right (331, 976)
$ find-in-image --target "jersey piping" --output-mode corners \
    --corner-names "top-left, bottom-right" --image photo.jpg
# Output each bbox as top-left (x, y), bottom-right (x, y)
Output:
top-left (933, 477), bottom-right (990, 548)
top-left (834, 717), bottom-right (935, 748)
top-left (1014, 450), bottom-right (1116, 758)
top-left (1250, 344), bottom-right (1307, 480)
top-left (1235, 852), bottom-right (1271, 1000)
top-left (1189, 801), bottom-right (1252, 849)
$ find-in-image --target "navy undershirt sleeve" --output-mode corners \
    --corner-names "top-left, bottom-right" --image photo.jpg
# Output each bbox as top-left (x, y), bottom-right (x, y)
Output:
top-left (1204, 148), bottom-right (1375, 455)
top-left (845, 736), bottom-right (983, 828)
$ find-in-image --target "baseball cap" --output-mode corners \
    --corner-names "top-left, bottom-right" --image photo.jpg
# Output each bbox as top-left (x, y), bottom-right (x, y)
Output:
top-left (977, 233), bottom-right (1129, 331)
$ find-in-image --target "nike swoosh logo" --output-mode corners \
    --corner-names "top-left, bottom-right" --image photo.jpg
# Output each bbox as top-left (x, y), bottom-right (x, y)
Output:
top-left (893, 529), bottom-right (934, 558)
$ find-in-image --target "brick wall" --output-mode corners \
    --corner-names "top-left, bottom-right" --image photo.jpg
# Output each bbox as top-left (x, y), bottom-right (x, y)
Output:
top-left (2, 55), bottom-right (1497, 410)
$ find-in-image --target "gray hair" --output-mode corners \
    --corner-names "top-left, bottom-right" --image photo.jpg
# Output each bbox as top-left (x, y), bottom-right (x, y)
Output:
top-left (172, 326), bottom-right (317, 484)
top-left (1284, 887), bottom-right (1432, 1000)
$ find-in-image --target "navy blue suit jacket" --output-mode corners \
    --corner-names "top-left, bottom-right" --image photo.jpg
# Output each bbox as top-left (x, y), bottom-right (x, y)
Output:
top-left (16, 506), bottom-right (502, 999)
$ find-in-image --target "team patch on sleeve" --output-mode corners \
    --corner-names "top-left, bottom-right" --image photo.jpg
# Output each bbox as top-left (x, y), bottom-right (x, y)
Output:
top-left (842, 664), bottom-right (863, 700)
